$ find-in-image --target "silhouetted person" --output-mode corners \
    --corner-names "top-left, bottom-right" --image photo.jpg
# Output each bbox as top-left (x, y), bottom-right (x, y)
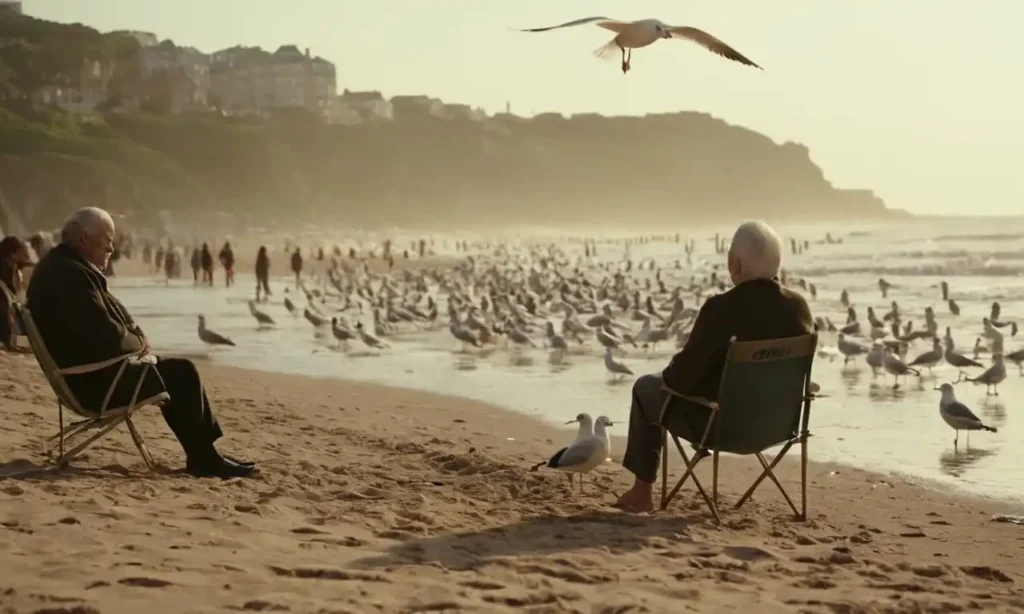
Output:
top-left (290, 248), bottom-right (303, 288)
top-left (219, 241), bottom-right (235, 287)
top-left (255, 246), bottom-right (271, 302)
top-left (190, 246), bottom-right (201, 284)
top-left (200, 243), bottom-right (214, 286)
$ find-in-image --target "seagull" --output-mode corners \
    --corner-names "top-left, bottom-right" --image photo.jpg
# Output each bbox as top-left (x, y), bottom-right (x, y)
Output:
top-left (304, 306), bottom-right (330, 328)
top-left (247, 300), bottom-right (275, 328)
top-left (944, 341), bottom-right (983, 381)
top-left (935, 383), bottom-right (997, 451)
top-left (197, 315), bottom-right (235, 347)
top-left (530, 412), bottom-right (609, 492)
top-left (603, 347), bottom-right (634, 380)
top-left (355, 321), bottom-right (388, 350)
top-left (519, 17), bottom-right (761, 74)
top-left (330, 317), bottom-right (354, 349)
top-left (836, 333), bottom-right (868, 366)
top-left (595, 415), bottom-right (614, 462)
top-left (908, 338), bottom-right (943, 374)
top-left (965, 353), bottom-right (1007, 396)
top-left (882, 348), bottom-right (918, 390)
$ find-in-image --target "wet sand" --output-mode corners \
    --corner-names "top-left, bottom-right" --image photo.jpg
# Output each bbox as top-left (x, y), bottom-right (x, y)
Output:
top-left (2, 351), bottom-right (1023, 613)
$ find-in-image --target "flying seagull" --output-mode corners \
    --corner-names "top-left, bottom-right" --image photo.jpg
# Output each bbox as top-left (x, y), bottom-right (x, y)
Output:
top-left (519, 17), bottom-right (761, 74)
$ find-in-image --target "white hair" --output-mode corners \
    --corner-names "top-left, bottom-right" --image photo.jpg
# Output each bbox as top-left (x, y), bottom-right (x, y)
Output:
top-left (61, 207), bottom-right (115, 244)
top-left (729, 220), bottom-right (782, 280)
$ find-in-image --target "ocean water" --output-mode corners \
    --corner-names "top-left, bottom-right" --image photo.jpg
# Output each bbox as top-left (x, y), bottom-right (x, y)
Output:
top-left (111, 217), bottom-right (1024, 501)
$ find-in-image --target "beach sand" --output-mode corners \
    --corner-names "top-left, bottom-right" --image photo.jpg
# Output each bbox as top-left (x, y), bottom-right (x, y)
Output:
top-left (2, 351), bottom-right (1023, 613)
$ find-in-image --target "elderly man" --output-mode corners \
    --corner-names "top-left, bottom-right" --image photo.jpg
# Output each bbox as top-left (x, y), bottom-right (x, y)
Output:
top-left (615, 220), bottom-right (812, 512)
top-left (26, 207), bottom-right (255, 479)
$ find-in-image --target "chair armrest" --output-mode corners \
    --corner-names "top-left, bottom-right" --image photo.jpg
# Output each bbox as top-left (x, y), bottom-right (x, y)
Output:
top-left (661, 385), bottom-right (720, 411)
top-left (57, 350), bottom-right (149, 376)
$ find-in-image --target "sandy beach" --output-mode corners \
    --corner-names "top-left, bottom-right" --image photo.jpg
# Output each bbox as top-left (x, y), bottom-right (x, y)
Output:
top-left (2, 350), bottom-right (1023, 613)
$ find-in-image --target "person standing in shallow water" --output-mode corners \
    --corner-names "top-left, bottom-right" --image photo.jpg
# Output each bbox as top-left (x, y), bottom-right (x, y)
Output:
top-left (218, 241), bottom-right (235, 287)
top-left (255, 246), bottom-right (271, 302)
top-left (190, 246), bottom-right (200, 284)
top-left (200, 243), bottom-right (214, 287)
top-left (290, 248), bottom-right (303, 289)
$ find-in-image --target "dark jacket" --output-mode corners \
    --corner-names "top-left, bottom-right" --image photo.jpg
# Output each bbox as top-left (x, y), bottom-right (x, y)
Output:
top-left (662, 278), bottom-right (813, 401)
top-left (25, 244), bottom-right (166, 411)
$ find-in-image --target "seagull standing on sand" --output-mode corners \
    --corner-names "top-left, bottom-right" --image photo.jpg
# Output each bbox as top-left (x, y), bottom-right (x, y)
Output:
top-left (531, 413), bottom-right (610, 492)
top-left (836, 333), bottom-right (868, 366)
top-left (935, 383), bottom-right (997, 451)
top-left (197, 315), bottom-right (235, 347)
top-left (519, 17), bottom-right (761, 74)
top-left (247, 300), bottom-right (275, 328)
top-left (595, 415), bottom-right (614, 462)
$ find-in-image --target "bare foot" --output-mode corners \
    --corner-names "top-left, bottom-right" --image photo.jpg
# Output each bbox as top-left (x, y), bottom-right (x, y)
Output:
top-left (613, 486), bottom-right (654, 513)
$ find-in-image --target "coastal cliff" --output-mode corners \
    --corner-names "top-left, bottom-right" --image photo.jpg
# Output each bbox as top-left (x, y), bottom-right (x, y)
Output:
top-left (0, 14), bottom-right (898, 230)
top-left (0, 106), bottom-right (898, 231)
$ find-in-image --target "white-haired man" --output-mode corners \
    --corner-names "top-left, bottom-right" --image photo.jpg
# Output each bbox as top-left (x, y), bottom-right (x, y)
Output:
top-left (615, 220), bottom-right (812, 512)
top-left (26, 207), bottom-right (255, 479)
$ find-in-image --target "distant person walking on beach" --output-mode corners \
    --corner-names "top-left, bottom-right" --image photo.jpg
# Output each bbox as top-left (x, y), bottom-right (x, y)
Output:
top-left (218, 241), bottom-right (235, 287)
top-left (164, 248), bottom-right (176, 285)
top-left (255, 246), bottom-right (271, 302)
top-left (290, 248), bottom-right (303, 289)
top-left (190, 246), bottom-right (201, 284)
top-left (200, 243), bottom-right (214, 286)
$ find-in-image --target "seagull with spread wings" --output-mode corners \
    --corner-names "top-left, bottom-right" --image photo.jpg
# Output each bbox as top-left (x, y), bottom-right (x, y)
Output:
top-left (519, 17), bottom-right (761, 74)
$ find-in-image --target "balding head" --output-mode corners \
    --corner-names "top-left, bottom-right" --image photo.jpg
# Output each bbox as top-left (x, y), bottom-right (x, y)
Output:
top-left (727, 220), bottom-right (783, 284)
top-left (61, 207), bottom-right (115, 271)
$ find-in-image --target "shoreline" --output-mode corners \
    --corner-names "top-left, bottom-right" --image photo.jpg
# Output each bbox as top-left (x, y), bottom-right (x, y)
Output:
top-left (2, 351), bottom-right (1023, 612)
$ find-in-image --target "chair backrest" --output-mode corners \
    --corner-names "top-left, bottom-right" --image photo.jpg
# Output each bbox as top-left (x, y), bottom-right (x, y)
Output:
top-left (16, 304), bottom-right (91, 417)
top-left (712, 333), bottom-right (817, 455)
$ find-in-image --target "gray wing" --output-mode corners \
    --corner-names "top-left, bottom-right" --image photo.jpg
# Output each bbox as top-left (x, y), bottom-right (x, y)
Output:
top-left (946, 401), bottom-right (981, 423)
top-left (520, 16), bottom-right (623, 33)
top-left (667, 26), bottom-right (762, 69)
top-left (553, 437), bottom-right (605, 469)
top-left (203, 330), bottom-right (235, 345)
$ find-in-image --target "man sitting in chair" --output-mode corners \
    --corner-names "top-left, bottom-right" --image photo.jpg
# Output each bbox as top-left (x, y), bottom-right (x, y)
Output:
top-left (615, 220), bottom-right (812, 512)
top-left (26, 207), bottom-right (256, 479)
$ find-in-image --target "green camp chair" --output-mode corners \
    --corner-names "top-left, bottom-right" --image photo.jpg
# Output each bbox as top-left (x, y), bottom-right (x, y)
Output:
top-left (659, 333), bottom-right (818, 523)
top-left (15, 304), bottom-right (168, 470)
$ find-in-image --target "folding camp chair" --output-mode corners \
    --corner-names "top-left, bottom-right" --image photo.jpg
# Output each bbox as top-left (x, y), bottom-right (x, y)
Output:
top-left (659, 333), bottom-right (818, 523)
top-left (16, 304), bottom-right (168, 470)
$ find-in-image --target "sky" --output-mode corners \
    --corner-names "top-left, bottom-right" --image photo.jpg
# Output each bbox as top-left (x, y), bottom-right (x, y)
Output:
top-left (24, 0), bottom-right (1024, 216)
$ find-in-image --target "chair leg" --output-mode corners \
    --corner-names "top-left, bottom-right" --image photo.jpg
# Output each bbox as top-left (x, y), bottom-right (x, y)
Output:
top-left (663, 437), bottom-right (720, 523)
top-left (125, 416), bottom-right (155, 470)
top-left (712, 450), bottom-right (720, 509)
top-left (660, 427), bottom-right (668, 507)
top-left (734, 441), bottom-right (794, 510)
top-left (57, 400), bottom-right (65, 468)
top-left (756, 452), bottom-right (799, 517)
top-left (58, 414), bottom-right (129, 467)
top-left (800, 434), bottom-right (808, 521)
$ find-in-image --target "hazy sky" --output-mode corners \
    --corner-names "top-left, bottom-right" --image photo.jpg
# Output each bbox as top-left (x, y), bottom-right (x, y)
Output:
top-left (25, 0), bottom-right (1024, 216)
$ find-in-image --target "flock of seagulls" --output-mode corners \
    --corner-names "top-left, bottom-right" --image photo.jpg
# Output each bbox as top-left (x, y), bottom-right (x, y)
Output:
top-left (181, 238), bottom-right (1017, 474)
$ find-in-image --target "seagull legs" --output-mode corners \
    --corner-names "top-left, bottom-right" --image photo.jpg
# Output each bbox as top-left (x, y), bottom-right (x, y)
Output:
top-left (619, 46), bottom-right (631, 74)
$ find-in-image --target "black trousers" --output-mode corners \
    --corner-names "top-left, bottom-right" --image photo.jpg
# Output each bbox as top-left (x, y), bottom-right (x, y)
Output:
top-left (155, 357), bottom-right (223, 460)
top-left (621, 373), bottom-right (714, 484)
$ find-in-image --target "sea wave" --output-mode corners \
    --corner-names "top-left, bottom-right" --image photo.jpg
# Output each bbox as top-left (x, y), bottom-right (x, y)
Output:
top-left (792, 262), bottom-right (1024, 277)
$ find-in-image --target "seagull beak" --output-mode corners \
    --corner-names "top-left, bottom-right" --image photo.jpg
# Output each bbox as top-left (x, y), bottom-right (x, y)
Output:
top-left (606, 421), bottom-right (615, 427)
top-left (933, 385), bottom-right (942, 390)
top-left (564, 419), bottom-right (578, 425)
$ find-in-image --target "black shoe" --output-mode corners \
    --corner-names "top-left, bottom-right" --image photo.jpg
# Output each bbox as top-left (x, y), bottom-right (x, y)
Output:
top-left (186, 455), bottom-right (256, 479)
